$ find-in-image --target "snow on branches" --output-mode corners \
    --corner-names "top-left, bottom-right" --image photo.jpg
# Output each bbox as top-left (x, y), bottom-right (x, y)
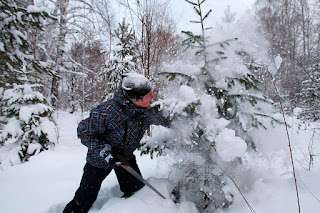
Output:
top-left (0, 84), bottom-right (57, 169)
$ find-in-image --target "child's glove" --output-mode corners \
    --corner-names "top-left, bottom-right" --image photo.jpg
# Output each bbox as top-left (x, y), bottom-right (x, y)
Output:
top-left (100, 145), bottom-right (123, 167)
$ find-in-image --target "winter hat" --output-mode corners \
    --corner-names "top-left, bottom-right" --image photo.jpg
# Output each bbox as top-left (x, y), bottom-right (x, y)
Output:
top-left (121, 72), bottom-right (152, 102)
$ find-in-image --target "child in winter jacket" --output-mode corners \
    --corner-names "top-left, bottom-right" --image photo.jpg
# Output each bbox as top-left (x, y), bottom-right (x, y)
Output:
top-left (63, 73), bottom-right (170, 213)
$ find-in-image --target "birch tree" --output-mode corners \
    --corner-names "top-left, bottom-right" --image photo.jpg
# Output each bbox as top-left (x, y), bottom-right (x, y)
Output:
top-left (36, 0), bottom-right (114, 111)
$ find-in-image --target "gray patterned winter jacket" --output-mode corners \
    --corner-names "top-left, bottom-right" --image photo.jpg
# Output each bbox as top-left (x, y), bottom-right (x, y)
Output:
top-left (77, 88), bottom-right (169, 169)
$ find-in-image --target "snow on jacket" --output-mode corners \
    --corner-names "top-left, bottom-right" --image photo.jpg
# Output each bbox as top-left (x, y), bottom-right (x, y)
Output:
top-left (77, 88), bottom-right (169, 169)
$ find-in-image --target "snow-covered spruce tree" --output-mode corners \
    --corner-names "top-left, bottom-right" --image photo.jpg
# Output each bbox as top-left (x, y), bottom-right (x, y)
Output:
top-left (105, 18), bottom-right (137, 97)
top-left (0, 84), bottom-right (56, 167)
top-left (0, 0), bottom-right (57, 168)
top-left (298, 63), bottom-right (320, 121)
top-left (141, 0), bottom-right (276, 212)
top-left (0, 0), bottom-right (54, 88)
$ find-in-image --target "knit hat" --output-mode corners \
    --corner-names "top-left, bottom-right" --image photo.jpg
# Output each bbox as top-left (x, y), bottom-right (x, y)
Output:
top-left (121, 73), bottom-right (152, 102)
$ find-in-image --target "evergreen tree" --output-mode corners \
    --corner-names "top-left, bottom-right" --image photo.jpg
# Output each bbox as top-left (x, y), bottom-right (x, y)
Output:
top-left (0, 0), bottom-right (54, 88)
top-left (0, 0), bottom-right (57, 168)
top-left (105, 19), bottom-right (137, 97)
top-left (141, 0), bottom-right (277, 211)
top-left (0, 84), bottom-right (56, 168)
top-left (298, 63), bottom-right (320, 121)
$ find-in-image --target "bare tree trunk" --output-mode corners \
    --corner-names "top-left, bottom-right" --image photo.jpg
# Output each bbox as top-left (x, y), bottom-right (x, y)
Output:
top-left (146, 15), bottom-right (152, 78)
top-left (28, 0), bottom-right (38, 59)
top-left (141, 15), bottom-right (146, 75)
top-left (51, 0), bottom-right (70, 109)
top-left (300, 0), bottom-right (307, 58)
top-left (141, 13), bottom-right (152, 78)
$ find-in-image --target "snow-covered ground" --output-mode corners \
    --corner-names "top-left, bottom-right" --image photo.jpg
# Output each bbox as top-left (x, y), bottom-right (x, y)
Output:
top-left (0, 111), bottom-right (319, 213)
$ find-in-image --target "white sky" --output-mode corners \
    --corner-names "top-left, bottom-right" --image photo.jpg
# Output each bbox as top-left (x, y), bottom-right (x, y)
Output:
top-left (170, 0), bottom-right (256, 32)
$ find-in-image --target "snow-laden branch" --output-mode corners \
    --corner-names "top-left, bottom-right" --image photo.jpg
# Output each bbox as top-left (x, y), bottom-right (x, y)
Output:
top-left (63, 51), bottom-right (96, 75)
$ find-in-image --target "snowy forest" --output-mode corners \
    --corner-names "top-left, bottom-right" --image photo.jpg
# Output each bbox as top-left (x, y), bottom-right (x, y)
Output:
top-left (0, 0), bottom-right (320, 213)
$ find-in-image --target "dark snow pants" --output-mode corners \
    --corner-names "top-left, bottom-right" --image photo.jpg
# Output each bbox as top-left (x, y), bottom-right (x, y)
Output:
top-left (63, 157), bottom-right (144, 213)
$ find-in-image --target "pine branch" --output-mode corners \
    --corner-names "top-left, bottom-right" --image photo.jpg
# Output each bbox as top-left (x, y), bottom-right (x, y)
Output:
top-left (193, 6), bottom-right (201, 16)
top-left (252, 112), bottom-right (285, 125)
top-left (64, 51), bottom-right (96, 75)
top-left (228, 93), bottom-right (273, 105)
top-left (203, 9), bottom-right (212, 21)
top-left (207, 37), bottom-right (238, 48)
top-left (185, 0), bottom-right (198, 6)
top-left (159, 71), bottom-right (193, 82)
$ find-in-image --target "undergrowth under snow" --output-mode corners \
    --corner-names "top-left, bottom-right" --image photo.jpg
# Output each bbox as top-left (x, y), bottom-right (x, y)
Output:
top-left (0, 111), bottom-right (319, 213)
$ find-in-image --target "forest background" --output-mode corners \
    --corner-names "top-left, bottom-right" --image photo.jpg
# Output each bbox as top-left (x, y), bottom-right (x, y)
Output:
top-left (0, 0), bottom-right (319, 212)
top-left (1, 0), bottom-right (318, 118)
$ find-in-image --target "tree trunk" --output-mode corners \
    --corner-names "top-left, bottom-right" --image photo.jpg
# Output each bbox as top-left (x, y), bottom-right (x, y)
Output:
top-left (51, 0), bottom-right (69, 109)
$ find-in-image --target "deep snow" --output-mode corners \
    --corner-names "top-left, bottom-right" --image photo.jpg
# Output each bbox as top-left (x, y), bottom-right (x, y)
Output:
top-left (0, 111), bottom-right (319, 213)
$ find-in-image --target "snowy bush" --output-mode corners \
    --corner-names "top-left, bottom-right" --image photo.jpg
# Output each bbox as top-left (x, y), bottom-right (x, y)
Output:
top-left (0, 84), bottom-right (57, 169)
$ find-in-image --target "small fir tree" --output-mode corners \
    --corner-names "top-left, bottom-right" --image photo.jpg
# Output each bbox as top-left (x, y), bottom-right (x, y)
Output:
top-left (105, 19), bottom-right (137, 97)
top-left (298, 63), bottom-right (320, 121)
top-left (0, 84), bottom-right (56, 167)
top-left (141, 0), bottom-right (277, 211)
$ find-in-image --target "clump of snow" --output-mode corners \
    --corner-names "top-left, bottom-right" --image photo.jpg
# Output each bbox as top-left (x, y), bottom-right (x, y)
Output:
top-left (293, 107), bottom-right (302, 117)
top-left (179, 85), bottom-right (196, 101)
top-left (161, 60), bottom-right (203, 81)
top-left (273, 113), bottom-right (284, 122)
top-left (214, 128), bottom-right (247, 161)
top-left (40, 117), bottom-right (58, 144)
top-left (140, 126), bottom-right (175, 157)
top-left (1, 118), bottom-right (23, 144)
top-left (0, 42), bottom-right (4, 51)
top-left (19, 103), bottom-right (51, 123)
top-left (26, 5), bottom-right (50, 14)
top-left (275, 54), bottom-right (283, 70)
top-left (154, 85), bottom-right (201, 120)
top-left (27, 143), bottom-right (42, 155)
